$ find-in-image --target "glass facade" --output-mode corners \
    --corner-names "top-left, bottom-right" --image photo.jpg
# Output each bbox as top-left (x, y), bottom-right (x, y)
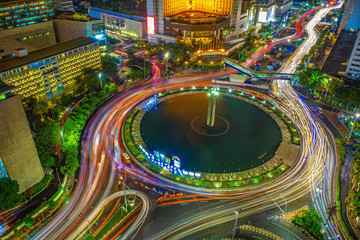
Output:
top-left (0, 0), bottom-right (54, 31)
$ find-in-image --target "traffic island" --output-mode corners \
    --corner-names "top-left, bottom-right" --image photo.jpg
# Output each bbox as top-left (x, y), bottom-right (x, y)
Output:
top-left (121, 87), bottom-right (300, 190)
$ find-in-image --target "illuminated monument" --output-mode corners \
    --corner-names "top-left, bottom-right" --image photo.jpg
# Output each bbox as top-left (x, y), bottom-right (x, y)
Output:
top-left (147, 0), bottom-right (249, 48)
top-left (207, 87), bottom-right (219, 127)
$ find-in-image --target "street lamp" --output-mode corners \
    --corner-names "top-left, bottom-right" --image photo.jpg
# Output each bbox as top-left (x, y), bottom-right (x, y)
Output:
top-left (280, 193), bottom-right (287, 213)
top-left (60, 130), bottom-right (65, 146)
top-left (232, 209), bottom-right (242, 240)
top-left (323, 78), bottom-right (331, 102)
top-left (119, 180), bottom-right (131, 207)
top-left (311, 187), bottom-right (323, 210)
top-left (98, 73), bottom-right (103, 89)
top-left (347, 113), bottom-right (359, 143)
top-left (164, 52), bottom-right (169, 73)
top-left (87, 219), bottom-right (91, 234)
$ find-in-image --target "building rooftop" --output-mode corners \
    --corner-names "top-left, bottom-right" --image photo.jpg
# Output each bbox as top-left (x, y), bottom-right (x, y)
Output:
top-left (89, 7), bottom-right (145, 22)
top-left (0, 0), bottom-right (49, 7)
top-left (0, 36), bottom-right (97, 73)
top-left (322, 30), bottom-right (357, 76)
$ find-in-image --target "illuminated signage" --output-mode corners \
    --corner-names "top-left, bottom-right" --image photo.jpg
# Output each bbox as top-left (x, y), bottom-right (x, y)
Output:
top-left (258, 11), bottom-right (268, 23)
top-left (95, 34), bottom-right (105, 39)
top-left (147, 16), bottom-right (155, 34)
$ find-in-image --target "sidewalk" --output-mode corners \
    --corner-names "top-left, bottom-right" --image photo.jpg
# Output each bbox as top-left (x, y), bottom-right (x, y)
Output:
top-left (322, 110), bottom-right (349, 138)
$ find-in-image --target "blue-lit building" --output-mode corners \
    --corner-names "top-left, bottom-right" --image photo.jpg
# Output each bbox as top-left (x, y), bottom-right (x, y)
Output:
top-left (88, 7), bottom-right (146, 40)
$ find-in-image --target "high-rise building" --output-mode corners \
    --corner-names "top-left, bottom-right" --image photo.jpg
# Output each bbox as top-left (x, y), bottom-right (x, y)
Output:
top-left (322, 30), bottom-right (357, 76)
top-left (0, 37), bottom-right (101, 100)
top-left (0, 0), bottom-right (56, 59)
top-left (0, 80), bottom-right (44, 192)
top-left (146, 0), bottom-right (248, 47)
top-left (345, 30), bottom-right (360, 79)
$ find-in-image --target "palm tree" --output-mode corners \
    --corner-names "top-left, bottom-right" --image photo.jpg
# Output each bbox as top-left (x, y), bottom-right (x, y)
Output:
top-left (33, 99), bottom-right (48, 120)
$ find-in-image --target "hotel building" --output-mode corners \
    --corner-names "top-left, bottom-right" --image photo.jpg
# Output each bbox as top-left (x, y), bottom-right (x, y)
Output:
top-left (0, 0), bottom-right (56, 59)
top-left (146, 0), bottom-right (248, 47)
top-left (0, 37), bottom-right (101, 99)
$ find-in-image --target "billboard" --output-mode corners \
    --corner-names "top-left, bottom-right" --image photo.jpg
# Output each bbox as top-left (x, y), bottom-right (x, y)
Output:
top-left (258, 11), bottom-right (268, 23)
top-left (147, 16), bottom-right (155, 35)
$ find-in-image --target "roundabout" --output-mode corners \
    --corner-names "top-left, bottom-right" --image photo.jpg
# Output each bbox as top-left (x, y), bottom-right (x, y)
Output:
top-left (122, 87), bottom-right (300, 188)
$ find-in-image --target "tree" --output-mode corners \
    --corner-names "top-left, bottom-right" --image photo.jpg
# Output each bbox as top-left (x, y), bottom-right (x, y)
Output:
top-left (85, 234), bottom-right (95, 240)
top-left (48, 200), bottom-right (56, 209)
top-left (292, 209), bottom-right (324, 239)
top-left (101, 55), bottom-right (119, 77)
top-left (35, 120), bottom-right (61, 147)
top-left (24, 214), bottom-right (34, 226)
top-left (299, 68), bottom-right (323, 90)
top-left (0, 178), bottom-right (23, 210)
top-left (37, 147), bottom-right (57, 167)
top-left (33, 99), bottom-right (49, 119)
top-left (60, 145), bottom-right (80, 175)
top-left (76, 68), bottom-right (102, 91)
top-left (72, 12), bottom-right (88, 21)
top-left (258, 24), bottom-right (273, 39)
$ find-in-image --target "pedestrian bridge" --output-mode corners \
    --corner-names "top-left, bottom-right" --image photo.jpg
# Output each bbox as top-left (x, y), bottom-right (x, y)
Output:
top-left (224, 58), bottom-right (299, 82)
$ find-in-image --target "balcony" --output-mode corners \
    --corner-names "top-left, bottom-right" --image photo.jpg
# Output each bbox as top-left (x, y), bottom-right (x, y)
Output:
top-left (164, 17), bottom-right (229, 32)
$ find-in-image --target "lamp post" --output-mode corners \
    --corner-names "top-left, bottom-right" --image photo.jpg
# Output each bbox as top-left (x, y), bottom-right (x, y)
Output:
top-left (323, 78), bottom-right (331, 102)
top-left (311, 187), bottom-right (323, 210)
top-left (164, 52), bottom-right (169, 73)
top-left (119, 180), bottom-right (131, 207)
top-left (347, 113), bottom-right (359, 143)
top-left (280, 193), bottom-right (287, 213)
top-left (60, 131), bottom-right (65, 146)
top-left (232, 209), bottom-right (242, 240)
top-left (99, 73), bottom-right (103, 89)
top-left (87, 219), bottom-right (91, 234)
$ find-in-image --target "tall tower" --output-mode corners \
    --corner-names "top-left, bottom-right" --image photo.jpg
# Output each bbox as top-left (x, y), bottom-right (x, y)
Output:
top-left (0, 81), bottom-right (44, 192)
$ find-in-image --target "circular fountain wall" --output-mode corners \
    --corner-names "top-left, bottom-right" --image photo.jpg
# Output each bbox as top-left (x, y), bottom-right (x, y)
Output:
top-left (140, 92), bottom-right (282, 173)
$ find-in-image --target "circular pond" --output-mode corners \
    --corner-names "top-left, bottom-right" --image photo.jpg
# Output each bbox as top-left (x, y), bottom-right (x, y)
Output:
top-left (140, 92), bottom-right (282, 173)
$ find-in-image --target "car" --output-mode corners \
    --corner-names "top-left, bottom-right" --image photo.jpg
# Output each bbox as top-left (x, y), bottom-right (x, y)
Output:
top-left (317, 107), bottom-right (323, 115)
top-left (310, 106), bottom-right (316, 112)
top-left (122, 152), bottom-right (130, 160)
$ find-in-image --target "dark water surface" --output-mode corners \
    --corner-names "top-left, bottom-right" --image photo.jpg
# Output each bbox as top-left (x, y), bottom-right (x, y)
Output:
top-left (140, 93), bottom-right (282, 173)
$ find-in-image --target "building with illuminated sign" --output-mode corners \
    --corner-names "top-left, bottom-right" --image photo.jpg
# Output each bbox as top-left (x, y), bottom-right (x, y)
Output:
top-left (0, 80), bottom-right (44, 192)
top-left (88, 7), bottom-right (146, 40)
top-left (146, 0), bottom-right (249, 47)
top-left (0, 0), bottom-right (56, 59)
top-left (0, 37), bottom-right (101, 99)
top-left (248, 0), bottom-right (292, 24)
top-left (53, 12), bottom-right (107, 52)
